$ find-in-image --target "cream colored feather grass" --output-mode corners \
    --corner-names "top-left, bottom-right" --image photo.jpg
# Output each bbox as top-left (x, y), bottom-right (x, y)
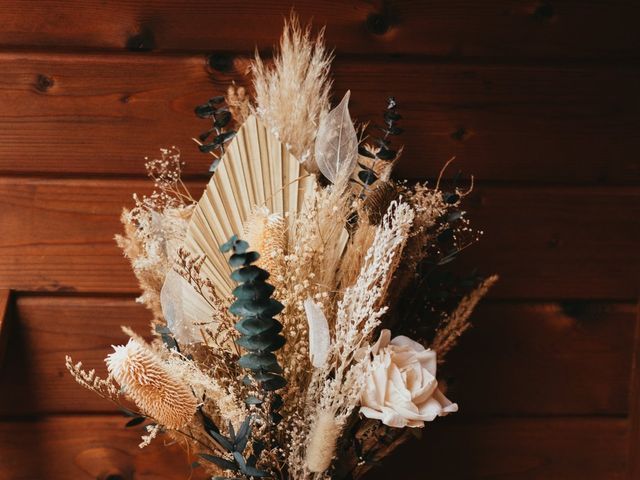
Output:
top-left (184, 115), bottom-right (315, 299)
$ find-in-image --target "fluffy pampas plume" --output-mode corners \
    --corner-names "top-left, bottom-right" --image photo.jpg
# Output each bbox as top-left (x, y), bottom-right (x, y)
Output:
top-left (106, 338), bottom-right (197, 429)
top-left (252, 13), bottom-right (333, 169)
top-left (306, 410), bottom-right (340, 473)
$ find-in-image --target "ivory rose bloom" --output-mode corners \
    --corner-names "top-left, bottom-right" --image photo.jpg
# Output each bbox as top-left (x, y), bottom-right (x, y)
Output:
top-left (359, 329), bottom-right (458, 428)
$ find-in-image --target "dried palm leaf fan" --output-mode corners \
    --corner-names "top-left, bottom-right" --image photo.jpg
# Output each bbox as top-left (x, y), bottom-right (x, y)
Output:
top-left (186, 115), bottom-right (315, 298)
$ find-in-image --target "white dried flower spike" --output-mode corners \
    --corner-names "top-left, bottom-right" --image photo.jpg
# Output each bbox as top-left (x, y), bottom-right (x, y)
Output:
top-left (106, 338), bottom-right (197, 429)
top-left (359, 330), bottom-right (458, 428)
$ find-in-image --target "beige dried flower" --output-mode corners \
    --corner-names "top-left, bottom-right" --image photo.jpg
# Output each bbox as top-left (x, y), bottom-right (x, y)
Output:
top-left (432, 275), bottom-right (499, 359)
top-left (106, 339), bottom-right (197, 429)
top-left (252, 13), bottom-right (333, 169)
top-left (360, 330), bottom-right (458, 428)
top-left (306, 410), bottom-right (341, 473)
top-left (244, 206), bottom-right (287, 287)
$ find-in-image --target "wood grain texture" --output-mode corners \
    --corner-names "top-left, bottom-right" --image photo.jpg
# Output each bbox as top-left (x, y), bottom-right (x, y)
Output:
top-left (0, 415), bottom-right (203, 480)
top-left (368, 417), bottom-right (629, 480)
top-left (628, 302), bottom-right (640, 479)
top-left (0, 296), bottom-right (634, 416)
top-left (0, 177), bottom-right (637, 298)
top-left (0, 1), bottom-right (638, 60)
top-left (0, 415), bottom-right (627, 480)
top-left (0, 52), bottom-right (638, 183)
top-left (0, 290), bottom-right (11, 371)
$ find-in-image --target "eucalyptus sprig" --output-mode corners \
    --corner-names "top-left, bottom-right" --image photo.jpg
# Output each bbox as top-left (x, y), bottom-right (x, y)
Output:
top-left (195, 95), bottom-right (237, 172)
top-left (357, 96), bottom-right (403, 186)
top-left (221, 235), bottom-right (287, 423)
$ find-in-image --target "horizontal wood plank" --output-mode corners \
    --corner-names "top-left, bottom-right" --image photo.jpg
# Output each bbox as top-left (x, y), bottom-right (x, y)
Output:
top-left (0, 1), bottom-right (638, 60)
top-left (0, 290), bottom-right (11, 371)
top-left (0, 297), bottom-right (634, 416)
top-left (0, 415), bottom-right (628, 480)
top-left (0, 178), bottom-right (637, 298)
top-left (0, 52), bottom-right (638, 183)
top-left (444, 302), bottom-right (637, 415)
top-left (369, 417), bottom-right (629, 479)
top-left (0, 415), bottom-right (203, 480)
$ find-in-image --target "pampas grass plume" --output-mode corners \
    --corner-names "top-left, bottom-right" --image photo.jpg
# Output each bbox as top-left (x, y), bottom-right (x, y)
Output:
top-left (306, 410), bottom-right (340, 473)
top-left (106, 338), bottom-right (197, 429)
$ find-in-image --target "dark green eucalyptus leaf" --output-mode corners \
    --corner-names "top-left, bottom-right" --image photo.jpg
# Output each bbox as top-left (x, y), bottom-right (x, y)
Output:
top-left (220, 235), bottom-right (238, 253)
top-left (209, 96), bottom-right (225, 104)
top-left (194, 104), bottom-right (215, 119)
top-left (231, 265), bottom-right (270, 283)
top-left (227, 420), bottom-right (236, 443)
top-left (229, 251), bottom-right (260, 268)
top-left (125, 416), bottom-right (146, 427)
top-left (233, 238), bottom-right (249, 253)
top-left (271, 394), bottom-right (283, 410)
top-left (233, 451), bottom-right (246, 470)
top-left (384, 110), bottom-right (402, 122)
top-left (236, 417), bottom-right (251, 452)
top-left (214, 110), bottom-right (232, 128)
top-left (209, 430), bottom-right (234, 452)
top-left (243, 465), bottom-right (269, 478)
top-left (444, 192), bottom-right (460, 204)
top-left (376, 147), bottom-right (397, 160)
top-left (236, 331), bottom-right (285, 351)
top-left (232, 282), bottom-right (275, 301)
top-left (260, 374), bottom-right (287, 391)
top-left (235, 317), bottom-right (281, 336)
top-left (244, 395), bottom-right (263, 405)
top-left (358, 169), bottom-right (378, 185)
top-left (198, 453), bottom-right (237, 471)
top-left (358, 146), bottom-right (376, 158)
top-left (387, 125), bottom-right (403, 135)
top-left (238, 352), bottom-right (282, 372)
top-left (230, 298), bottom-right (283, 317)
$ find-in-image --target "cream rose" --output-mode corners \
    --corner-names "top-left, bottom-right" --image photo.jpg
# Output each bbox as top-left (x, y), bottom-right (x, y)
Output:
top-left (359, 329), bottom-right (458, 428)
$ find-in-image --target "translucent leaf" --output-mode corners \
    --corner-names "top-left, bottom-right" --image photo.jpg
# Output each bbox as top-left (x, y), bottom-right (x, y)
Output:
top-left (314, 90), bottom-right (359, 184)
top-left (304, 298), bottom-right (331, 368)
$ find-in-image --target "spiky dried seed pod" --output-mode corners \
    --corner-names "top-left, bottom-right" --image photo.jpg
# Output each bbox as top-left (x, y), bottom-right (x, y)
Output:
top-left (106, 339), bottom-right (197, 429)
top-left (363, 181), bottom-right (400, 225)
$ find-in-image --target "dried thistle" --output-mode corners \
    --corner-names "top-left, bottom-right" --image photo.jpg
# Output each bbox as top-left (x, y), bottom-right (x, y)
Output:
top-left (106, 338), bottom-right (198, 429)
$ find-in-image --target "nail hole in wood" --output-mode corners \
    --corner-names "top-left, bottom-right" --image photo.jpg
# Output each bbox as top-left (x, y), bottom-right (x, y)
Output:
top-left (207, 53), bottom-right (234, 72)
top-left (366, 13), bottom-right (390, 35)
top-left (451, 127), bottom-right (468, 142)
top-left (35, 74), bottom-right (54, 92)
top-left (126, 27), bottom-right (156, 51)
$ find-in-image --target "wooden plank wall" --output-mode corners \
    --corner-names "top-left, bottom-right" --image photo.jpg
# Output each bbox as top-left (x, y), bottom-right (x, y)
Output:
top-left (0, 1), bottom-right (638, 478)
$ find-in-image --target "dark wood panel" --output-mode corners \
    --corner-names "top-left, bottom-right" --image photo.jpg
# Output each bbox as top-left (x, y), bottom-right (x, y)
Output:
top-left (0, 415), bottom-right (628, 480)
top-left (0, 52), bottom-right (638, 183)
top-left (0, 1), bottom-right (638, 60)
top-left (445, 302), bottom-right (637, 416)
top-left (0, 296), bottom-right (634, 415)
top-left (368, 417), bottom-right (629, 480)
top-left (0, 178), bottom-right (637, 298)
top-left (0, 415), bottom-right (204, 480)
top-left (628, 302), bottom-right (640, 479)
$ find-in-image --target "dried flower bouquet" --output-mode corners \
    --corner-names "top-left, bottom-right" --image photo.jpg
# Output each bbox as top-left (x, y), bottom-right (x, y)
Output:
top-left (67, 15), bottom-right (496, 480)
